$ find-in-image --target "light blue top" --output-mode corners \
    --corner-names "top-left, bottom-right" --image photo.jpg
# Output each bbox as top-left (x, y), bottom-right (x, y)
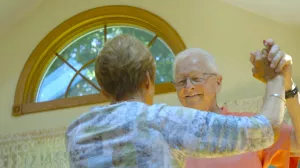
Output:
top-left (66, 102), bottom-right (274, 168)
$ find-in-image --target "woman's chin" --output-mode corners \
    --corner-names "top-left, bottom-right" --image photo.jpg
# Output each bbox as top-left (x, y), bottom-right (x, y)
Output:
top-left (184, 95), bottom-right (205, 109)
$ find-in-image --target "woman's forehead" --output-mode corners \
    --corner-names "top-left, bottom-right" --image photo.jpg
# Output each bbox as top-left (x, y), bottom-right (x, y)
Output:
top-left (176, 62), bottom-right (214, 75)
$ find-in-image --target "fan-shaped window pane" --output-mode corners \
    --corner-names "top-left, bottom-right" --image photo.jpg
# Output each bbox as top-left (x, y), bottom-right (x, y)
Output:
top-left (62, 29), bottom-right (104, 70)
top-left (150, 37), bottom-right (174, 84)
top-left (37, 59), bottom-right (77, 102)
top-left (36, 25), bottom-right (175, 102)
top-left (107, 26), bottom-right (155, 45)
top-left (67, 62), bottom-right (99, 98)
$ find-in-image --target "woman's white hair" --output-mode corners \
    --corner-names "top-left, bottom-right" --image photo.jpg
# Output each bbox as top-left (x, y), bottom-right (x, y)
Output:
top-left (173, 48), bottom-right (218, 78)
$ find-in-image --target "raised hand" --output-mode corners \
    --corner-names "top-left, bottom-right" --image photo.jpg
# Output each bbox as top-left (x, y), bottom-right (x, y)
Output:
top-left (250, 49), bottom-right (277, 84)
top-left (250, 39), bottom-right (293, 88)
top-left (262, 39), bottom-right (293, 90)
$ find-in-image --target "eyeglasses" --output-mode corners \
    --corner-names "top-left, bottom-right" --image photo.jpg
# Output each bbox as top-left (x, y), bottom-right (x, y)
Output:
top-left (171, 73), bottom-right (217, 89)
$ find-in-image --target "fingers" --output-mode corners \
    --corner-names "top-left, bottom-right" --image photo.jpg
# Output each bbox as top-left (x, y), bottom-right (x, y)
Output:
top-left (255, 50), bottom-right (263, 61)
top-left (251, 39), bottom-right (293, 82)
top-left (250, 50), bottom-right (263, 65)
top-left (275, 54), bottom-right (292, 72)
top-left (252, 67), bottom-right (256, 73)
top-left (263, 39), bottom-right (275, 49)
top-left (250, 52), bottom-right (256, 65)
top-left (276, 57), bottom-right (287, 73)
top-left (261, 48), bottom-right (268, 58)
top-left (270, 50), bottom-right (284, 69)
top-left (252, 39), bottom-right (276, 63)
top-left (249, 50), bottom-right (263, 66)
top-left (254, 50), bottom-right (264, 68)
top-left (268, 44), bottom-right (280, 61)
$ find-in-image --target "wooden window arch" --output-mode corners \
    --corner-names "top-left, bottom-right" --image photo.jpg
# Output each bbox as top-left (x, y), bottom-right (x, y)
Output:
top-left (12, 5), bottom-right (186, 116)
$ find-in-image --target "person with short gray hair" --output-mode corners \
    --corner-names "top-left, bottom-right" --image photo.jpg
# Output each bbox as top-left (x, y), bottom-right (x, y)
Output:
top-left (66, 35), bottom-right (286, 168)
top-left (173, 39), bottom-right (300, 167)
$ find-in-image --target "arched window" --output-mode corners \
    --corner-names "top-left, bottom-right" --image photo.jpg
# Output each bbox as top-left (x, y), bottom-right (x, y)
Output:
top-left (13, 5), bottom-right (186, 115)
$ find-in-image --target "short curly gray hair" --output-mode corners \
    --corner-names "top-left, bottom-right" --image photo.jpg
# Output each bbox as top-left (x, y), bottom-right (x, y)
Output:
top-left (95, 35), bottom-right (156, 101)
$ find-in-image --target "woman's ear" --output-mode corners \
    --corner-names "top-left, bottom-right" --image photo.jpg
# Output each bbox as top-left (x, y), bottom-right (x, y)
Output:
top-left (216, 75), bottom-right (222, 94)
top-left (145, 72), bottom-right (152, 89)
top-left (144, 72), bottom-right (155, 105)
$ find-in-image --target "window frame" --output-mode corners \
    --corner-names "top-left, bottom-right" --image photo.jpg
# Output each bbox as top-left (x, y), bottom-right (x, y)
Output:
top-left (12, 5), bottom-right (186, 116)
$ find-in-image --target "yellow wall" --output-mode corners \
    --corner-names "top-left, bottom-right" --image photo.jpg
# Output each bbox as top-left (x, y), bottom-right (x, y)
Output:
top-left (1, 0), bottom-right (300, 134)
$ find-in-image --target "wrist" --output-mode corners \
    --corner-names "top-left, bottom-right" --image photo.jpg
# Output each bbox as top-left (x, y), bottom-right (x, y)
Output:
top-left (285, 84), bottom-right (298, 99)
top-left (266, 75), bottom-right (285, 93)
top-left (267, 75), bottom-right (284, 85)
top-left (285, 78), bottom-right (294, 91)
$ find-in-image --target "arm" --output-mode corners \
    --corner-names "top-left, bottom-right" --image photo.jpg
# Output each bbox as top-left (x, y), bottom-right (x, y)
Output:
top-left (250, 48), bottom-right (286, 142)
top-left (256, 39), bottom-right (300, 153)
top-left (156, 105), bottom-right (274, 158)
top-left (290, 128), bottom-right (300, 155)
top-left (285, 81), bottom-right (300, 154)
top-left (259, 75), bottom-right (286, 142)
top-left (154, 78), bottom-right (285, 158)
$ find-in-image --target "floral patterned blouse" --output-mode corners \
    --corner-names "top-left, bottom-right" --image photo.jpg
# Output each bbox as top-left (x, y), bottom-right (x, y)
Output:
top-left (66, 101), bottom-right (274, 168)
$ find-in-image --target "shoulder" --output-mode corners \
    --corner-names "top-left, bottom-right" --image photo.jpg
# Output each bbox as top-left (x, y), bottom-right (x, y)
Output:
top-left (222, 111), bottom-right (256, 117)
top-left (220, 107), bottom-right (256, 117)
top-left (66, 103), bottom-right (125, 136)
top-left (66, 102), bottom-right (155, 135)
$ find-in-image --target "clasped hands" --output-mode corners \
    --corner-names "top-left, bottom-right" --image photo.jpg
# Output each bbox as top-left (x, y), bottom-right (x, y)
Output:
top-left (250, 39), bottom-right (293, 89)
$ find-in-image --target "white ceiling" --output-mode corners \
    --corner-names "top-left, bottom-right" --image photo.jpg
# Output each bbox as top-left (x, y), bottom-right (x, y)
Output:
top-left (0, 0), bottom-right (45, 35)
top-left (222, 0), bottom-right (300, 25)
top-left (0, 0), bottom-right (299, 36)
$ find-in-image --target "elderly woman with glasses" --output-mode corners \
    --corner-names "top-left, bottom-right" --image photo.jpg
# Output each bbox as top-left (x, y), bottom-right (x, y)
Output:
top-left (66, 35), bottom-right (286, 168)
